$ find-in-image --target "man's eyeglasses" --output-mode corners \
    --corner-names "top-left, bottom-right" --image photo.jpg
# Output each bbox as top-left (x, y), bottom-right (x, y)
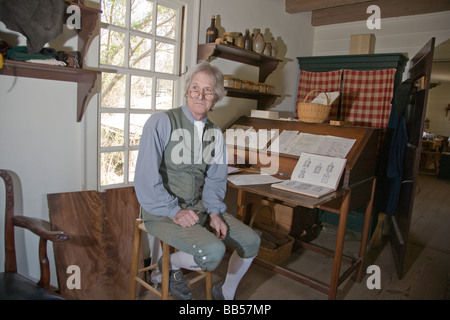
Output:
top-left (189, 87), bottom-right (215, 101)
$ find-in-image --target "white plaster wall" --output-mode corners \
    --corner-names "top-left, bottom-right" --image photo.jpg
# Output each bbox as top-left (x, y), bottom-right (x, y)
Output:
top-left (199, 0), bottom-right (314, 129)
top-left (427, 83), bottom-right (450, 137)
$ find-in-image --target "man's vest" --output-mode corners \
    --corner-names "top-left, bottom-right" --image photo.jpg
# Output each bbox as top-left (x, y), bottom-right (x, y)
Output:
top-left (159, 107), bottom-right (221, 211)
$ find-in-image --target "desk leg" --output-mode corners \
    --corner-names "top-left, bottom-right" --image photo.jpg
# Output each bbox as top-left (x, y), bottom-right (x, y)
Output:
top-left (329, 189), bottom-right (351, 300)
top-left (356, 178), bottom-right (377, 282)
top-left (236, 189), bottom-right (247, 221)
top-left (236, 189), bottom-right (262, 222)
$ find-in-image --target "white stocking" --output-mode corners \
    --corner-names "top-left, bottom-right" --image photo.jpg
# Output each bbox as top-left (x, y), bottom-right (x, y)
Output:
top-left (221, 251), bottom-right (254, 300)
top-left (170, 251), bottom-right (202, 271)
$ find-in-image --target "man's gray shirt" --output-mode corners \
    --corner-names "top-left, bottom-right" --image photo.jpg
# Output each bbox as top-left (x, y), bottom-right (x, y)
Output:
top-left (134, 105), bottom-right (228, 220)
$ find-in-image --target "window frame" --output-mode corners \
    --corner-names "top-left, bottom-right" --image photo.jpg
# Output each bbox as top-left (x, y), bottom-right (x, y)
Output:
top-left (97, 0), bottom-right (193, 191)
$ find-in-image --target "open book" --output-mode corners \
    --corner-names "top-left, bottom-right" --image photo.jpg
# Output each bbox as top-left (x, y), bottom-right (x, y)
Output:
top-left (272, 152), bottom-right (347, 198)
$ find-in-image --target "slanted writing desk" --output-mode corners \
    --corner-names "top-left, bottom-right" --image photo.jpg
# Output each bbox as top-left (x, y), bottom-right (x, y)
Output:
top-left (226, 116), bottom-right (380, 299)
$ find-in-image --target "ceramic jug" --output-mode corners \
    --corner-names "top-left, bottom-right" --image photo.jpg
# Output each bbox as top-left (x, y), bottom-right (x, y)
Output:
top-left (235, 32), bottom-right (244, 48)
top-left (244, 29), bottom-right (252, 50)
top-left (252, 29), bottom-right (265, 54)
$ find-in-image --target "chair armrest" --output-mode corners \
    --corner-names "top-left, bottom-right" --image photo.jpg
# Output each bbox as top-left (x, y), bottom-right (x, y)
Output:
top-left (13, 216), bottom-right (69, 242)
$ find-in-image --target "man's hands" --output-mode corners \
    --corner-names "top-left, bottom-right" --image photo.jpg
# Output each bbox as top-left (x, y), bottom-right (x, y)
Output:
top-left (173, 210), bottom-right (227, 240)
top-left (209, 213), bottom-right (227, 240)
top-left (173, 209), bottom-right (199, 228)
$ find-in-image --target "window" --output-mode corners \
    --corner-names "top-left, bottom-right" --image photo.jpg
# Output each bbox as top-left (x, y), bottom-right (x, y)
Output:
top-left (99, 0), bottom-right (184, 189)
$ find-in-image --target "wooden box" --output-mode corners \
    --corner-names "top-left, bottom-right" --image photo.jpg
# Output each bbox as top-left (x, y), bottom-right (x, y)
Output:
top-left (251, 199), bottom-right (320, 242)
top-left (350, 34), bottom-right (375, 54)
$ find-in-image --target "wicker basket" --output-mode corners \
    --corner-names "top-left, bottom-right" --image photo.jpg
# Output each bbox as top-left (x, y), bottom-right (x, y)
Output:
top-left (297, 89), bottom-right (331, 123)
top-left (249, 205), bottom-right (295, 265)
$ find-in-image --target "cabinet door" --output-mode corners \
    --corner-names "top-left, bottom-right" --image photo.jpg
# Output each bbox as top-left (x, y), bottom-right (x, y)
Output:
top-left (390, 38), bottom-right (435, 278)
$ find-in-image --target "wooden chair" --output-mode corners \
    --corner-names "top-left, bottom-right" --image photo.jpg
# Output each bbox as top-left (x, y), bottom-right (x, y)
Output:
top-left (420, 139), bottom-right (442, 176)
top-left (0, 169), bottom-right (69, 300)
top-left (129, 218), bottom-right (212, 300)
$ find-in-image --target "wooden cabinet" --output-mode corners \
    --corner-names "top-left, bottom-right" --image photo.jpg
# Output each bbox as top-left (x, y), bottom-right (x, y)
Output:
top-left (296, 53), bottom-right (408, 231)
top-left (297, 53), bottom-right (408, 88)
top-left (0, 1), bottom-right (101, 122)
top-left (197, 43), bottom-right (282, 110)
top-left (296, 41), bottom-right (435, 280)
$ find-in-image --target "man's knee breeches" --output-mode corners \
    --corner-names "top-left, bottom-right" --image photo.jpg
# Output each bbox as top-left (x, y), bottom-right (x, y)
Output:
top-left (190, 238), bottom-right (227, 271)
top-left (143, 210), bottom-right (261, 271)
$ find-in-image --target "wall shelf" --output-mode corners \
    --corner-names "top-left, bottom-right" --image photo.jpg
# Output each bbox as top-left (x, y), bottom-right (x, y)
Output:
top-left (198, 43), bottom-right (282, 83)
top-left (198, 43), bottom-right (282, 109)
top-left (225, 87), bottom-right (280, 110)
top-left (0, 1), bottom-right (101, 122)
top-left (0, 60), bottom-right (100, 122)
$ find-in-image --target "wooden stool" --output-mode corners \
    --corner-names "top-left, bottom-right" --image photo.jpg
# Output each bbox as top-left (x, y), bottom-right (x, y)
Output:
top-left (129, 219), bottom-right (212, 300)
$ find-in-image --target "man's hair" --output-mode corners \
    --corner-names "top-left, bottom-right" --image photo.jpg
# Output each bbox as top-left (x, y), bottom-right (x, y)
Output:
top-left (184, 60), bottom-right (226, 103)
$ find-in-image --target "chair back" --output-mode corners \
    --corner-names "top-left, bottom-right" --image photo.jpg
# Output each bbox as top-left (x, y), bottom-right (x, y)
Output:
top-left (1, 169), bottom-right (17, 273)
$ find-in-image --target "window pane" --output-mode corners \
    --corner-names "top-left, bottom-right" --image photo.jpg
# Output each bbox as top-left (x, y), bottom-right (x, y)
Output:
top-left (100, 29), bottom-right (125, 66)
top-left (128, 150), bottom-right (139, 182)
top-left (130, 76), bottom-right (152, 109)
top-left (155, 41), bottom-right (174, 73)
top-left (101, 113), bottom-right (125, 147)
top-left (157, 5), bottom-right (176, 39)
top-left (131, 0), bottom-right (153, 33)
top-left (100, 152), bottom-right (125, 186)
top-left (156, 79), bottom-right (174, 110)
top-left (101, 72), bottom-right (126, 109)
top-left (130, 113), bottom-right (151, 146)
top-left (130, 36), bottom-right (152, 70)
top-left (101, 0), bottom-right (126, 27)
top-left (99, 0), bottom-right (182, 189)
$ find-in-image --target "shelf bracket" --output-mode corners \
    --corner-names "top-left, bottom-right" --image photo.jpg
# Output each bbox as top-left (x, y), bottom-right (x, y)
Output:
top-left (76, 70), bottom-right (100, 122)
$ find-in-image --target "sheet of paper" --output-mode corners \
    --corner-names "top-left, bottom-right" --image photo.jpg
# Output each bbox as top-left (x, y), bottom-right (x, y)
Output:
top-left (227, 174), bottom-right (283, 186)
top-left (226, 125), bottom-right (355, 159)
top-left (311, 91), bottom-right (340, 106)
top-left (291, 152), bottom-right (347, 190)
top-left (268, 130), bottom-right (299, 154)
top-left (316, 136), bottom-right (356, 158)
top-left (256, 129), bottom-right (278, 150)
top-left (227, 166), bottom-right (241, 174)
top-left (288, 133), bottom-right (325, 156)
top-left (275, 132), bottom-right (355, 159)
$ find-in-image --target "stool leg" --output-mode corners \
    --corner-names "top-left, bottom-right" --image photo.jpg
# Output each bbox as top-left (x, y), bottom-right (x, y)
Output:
top-left (129, 219), bottom-right (142, 300)
top-left (205, 271), bottom-right (212, 300)
top-left (161, 242), bottom-right (170, 300)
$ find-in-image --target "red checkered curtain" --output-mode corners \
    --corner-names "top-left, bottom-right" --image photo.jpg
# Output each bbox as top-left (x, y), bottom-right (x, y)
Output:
top-left (296, 70), bottom-right (343, 119)
top-left (341, 69), bottom-right (397, 128)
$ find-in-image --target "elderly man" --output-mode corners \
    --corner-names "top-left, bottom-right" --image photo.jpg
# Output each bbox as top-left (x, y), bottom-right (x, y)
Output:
top-left (134, 61), bottom-right (260, 300)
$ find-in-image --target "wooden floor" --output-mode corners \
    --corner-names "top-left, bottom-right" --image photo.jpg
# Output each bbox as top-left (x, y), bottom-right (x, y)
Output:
top-left (141, 174), bottom-right (449, 300)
